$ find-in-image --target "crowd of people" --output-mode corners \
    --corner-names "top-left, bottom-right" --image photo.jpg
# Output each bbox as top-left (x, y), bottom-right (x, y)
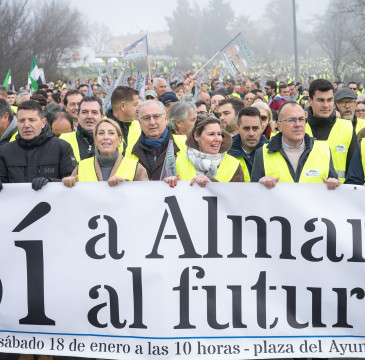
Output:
top-left (1, 68), bottom-right (365, 360)
top-left (1, 69), bottom-right (365, 196)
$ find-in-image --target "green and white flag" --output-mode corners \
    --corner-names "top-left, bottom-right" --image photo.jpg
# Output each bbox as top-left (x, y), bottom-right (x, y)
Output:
top-left (29, 56), bottom-right (42, 90)
top-left (2, 69), bottom-right (11, 90)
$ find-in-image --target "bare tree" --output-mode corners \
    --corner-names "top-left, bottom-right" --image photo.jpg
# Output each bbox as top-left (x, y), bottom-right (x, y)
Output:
top-left (87, 22), bottom-right (111, 54)
top-left (316, 9), bottom-right (351, 76)
top-left (0, 0), bottom-right (87, 86)
top-left (316, 0), bottom-right (365, 76)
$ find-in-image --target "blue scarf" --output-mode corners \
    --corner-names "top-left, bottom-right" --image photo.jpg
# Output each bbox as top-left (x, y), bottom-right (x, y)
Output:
top-left (140, 127), bottom-right (168, 149)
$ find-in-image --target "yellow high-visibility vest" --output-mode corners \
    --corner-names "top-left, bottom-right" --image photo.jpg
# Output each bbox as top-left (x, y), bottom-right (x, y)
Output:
top-left (306, 119), bottom-right (353, 182)
top-left (9, 130), bottom-right (18, 142)
top-left (355, 118), bottom-right (365, 134)
top-left (78, 156), bottom-right (137, 182)
top-left (361, 140), bottom-right (365, 182)
top-left (237, 157), bottom-right (250, 182)
top-left (176, 151), bottom-right (240, 182)
top-left (262, 141), bottom-right (330, 183)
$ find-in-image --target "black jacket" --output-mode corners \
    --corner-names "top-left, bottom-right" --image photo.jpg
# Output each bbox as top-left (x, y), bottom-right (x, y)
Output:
top-left (251, 132), bottom-right (338, 182)
top-left (344, 143), bottom-right (364, 185)
top-left (228, 133), bottom-right (268, 176)
top-left (307, 107), bottom-right (357, 172)
top-left (0, 124), bottom-right (75, 183)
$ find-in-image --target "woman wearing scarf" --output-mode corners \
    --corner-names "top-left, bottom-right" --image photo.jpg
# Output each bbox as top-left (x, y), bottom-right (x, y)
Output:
top-left (62, 119), bottom-right (148, 187)
top-left (164, 116), bottom-right (244, 187)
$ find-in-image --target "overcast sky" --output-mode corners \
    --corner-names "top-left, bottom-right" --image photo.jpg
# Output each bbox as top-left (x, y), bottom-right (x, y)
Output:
top-left (74, 0), bottom-right (329, 36)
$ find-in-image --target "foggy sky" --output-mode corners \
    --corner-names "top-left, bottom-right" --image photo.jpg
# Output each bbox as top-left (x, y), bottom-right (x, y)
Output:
top-left (73, 0), bottom-right (329, 37)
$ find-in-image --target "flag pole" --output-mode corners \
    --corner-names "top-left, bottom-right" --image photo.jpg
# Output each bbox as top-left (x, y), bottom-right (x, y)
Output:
top-left (147, 55), bottom-right (151, 82)
top-left (192, 51), bottom-right (220, 79)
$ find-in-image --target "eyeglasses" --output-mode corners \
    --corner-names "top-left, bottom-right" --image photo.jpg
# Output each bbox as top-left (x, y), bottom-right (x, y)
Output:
top-left (349, 87), bottom-right (357, 91)
top-left (355, 109), bottom-right (365, 113)
top-left (279, 117), bottom-right (306, 124)
top-left (140, 113), bottom-right (164, 122)
top-left (197, 111), bottom-right (208, 116)
top-left (337, 100), bottom-right (356, 106)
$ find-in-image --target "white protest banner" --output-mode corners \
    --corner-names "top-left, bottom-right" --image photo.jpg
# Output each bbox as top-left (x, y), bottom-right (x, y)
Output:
top-left (0, 182), bottom-right (364, 359)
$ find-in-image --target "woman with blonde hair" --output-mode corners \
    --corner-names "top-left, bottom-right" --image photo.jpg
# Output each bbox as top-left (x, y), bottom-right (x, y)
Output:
top-left (62, 118), bottom-right (148, 187)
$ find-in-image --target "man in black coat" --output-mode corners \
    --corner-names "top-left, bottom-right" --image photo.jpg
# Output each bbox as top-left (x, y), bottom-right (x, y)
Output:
top-left (0, 100), bottom-right (75, 191)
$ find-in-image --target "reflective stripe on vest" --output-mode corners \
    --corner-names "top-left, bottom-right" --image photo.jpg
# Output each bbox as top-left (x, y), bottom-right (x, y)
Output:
top-left (361, 140), bottom-right (365, 182)
top-left (78, 156), bottom-right (138, 182)
top-left (306, 119), bottom-right (352, 183)
top-left (60, 132), bottom-right (80, 163)
top-left (176, 151), bottom-right (239, 182)
top-left (9, 130), bottom-right (18, 142)
top-left (237, 157), bottom-right (250, 182)
top-left (356, 118), bottom-right (365, 134)
top-left (262, 141), bottom-right (330, 183)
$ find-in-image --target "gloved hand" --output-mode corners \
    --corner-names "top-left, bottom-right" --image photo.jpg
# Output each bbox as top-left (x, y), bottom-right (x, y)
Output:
top-left (0, 180), bottom-right (2, 192)
top-left (32, 177), bottom-right (50, 191)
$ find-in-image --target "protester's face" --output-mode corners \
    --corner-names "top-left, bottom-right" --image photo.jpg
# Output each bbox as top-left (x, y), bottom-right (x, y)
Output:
top-left (200, 92), bottom-right (210, 107)
top-left (79, 86), bottom-right (88, 96)
top-left (7, 94), bottom-right (16, 105)
top-left (243, 81), bottom-right (252, 93)
top-left (78, 101), bottom-right (103, 132)
top-left (46, 92), bottom-right (53, 103)
top-left (356, 103), bottom-right (365, 119)
top-left (124, 95), bottom-right (139, 122)
top-left (95, 122), bottom-right (121, 157)
top-left (308, 90), bottom-right (334, 118)
top-left (66, 94), bottom-right (83, 120)
top-left (20, 94), bottom-right (30, 103)
top-left (139, 102), bottom-right (167, 139)
top-left (336, 98), bottom-right (356, 120)
top-left (243, 93), bottom-right (255, 107)
top-left (280, 87), bottom-right (290, 97)
top-left (265, 85), bottom-right (274, 96)
top-left (211, 95), bottom-right (224, 113)
top-left (196, 104), bottom-right (208, 116)
top-left (155, 80), bottom-right (167, 97)
top-left (194, 123), bottom-right (222, 155)
top-left (302, 89), bottom-right (309, 96)
top-left (277, 104), bottom-right (306, 147)
top-left (238, 115), bottom-right (263, 152)
top-left (92, 85), bottom-right (98, 96)
top-left (0, 112), bottom-right (10, 136)
top-left (175, 109), bottom-right (197, 136)
top-left (289, 85), bottom-right (297, 98)
top-left (176, 88), bottom-right (184, 100)
top-left (51, 117), bottom-right (72, 137)
top-left (134, 98), bottom-right (143, 121)
top-left (258, 108), bottom-right (270, 129)
top-left (349, 84), bottom-right (358, 94)
top-left (17, 109), bottom-right (46, 140)
top-left (219, 103), bottom-right (237, 134)
top-left (61, 89), bottom-right (68, 103)
top-left (164, 101), bottom-right (176, 114)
